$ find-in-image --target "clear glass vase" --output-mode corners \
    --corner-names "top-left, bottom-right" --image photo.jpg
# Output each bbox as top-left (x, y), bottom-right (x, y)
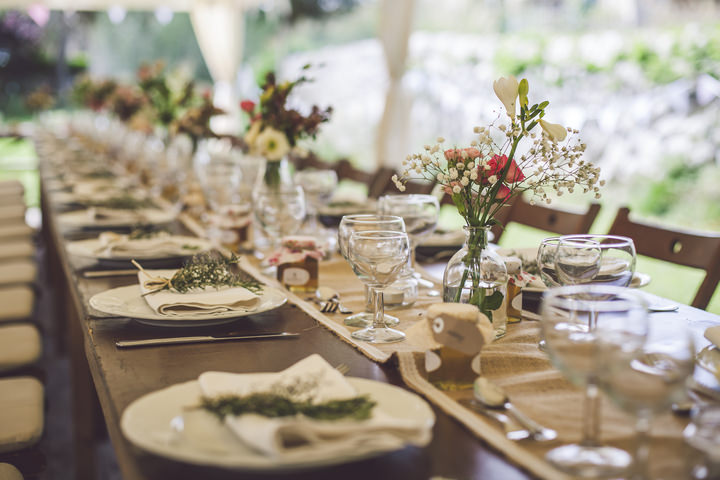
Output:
top-left (442, 226), bottom-right (509, 339)
top-left (253, 155), bottom-right (294, 195)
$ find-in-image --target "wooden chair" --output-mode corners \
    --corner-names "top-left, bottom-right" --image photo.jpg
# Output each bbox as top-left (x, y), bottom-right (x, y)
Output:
top-left (492, 195), bottom-right (601, 243)
top-left (608, 207), bottom-right (720, 309)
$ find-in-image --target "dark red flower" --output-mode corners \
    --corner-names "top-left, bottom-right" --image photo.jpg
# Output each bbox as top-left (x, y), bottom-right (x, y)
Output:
top-left (240, 100), bottom-right (256, 113)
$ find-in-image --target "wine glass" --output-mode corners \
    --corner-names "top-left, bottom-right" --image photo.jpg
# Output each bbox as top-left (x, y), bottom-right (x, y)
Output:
top-left (378, 194), bottom-right (440, 290)
top-left (347, 230), bottom-right (410, 343)
top-left (555, 235), bottom-right (636, 289)
top-left (598, 316), bottom-right (694, 479)
top-left (253, 186), bottom-right (306, 249)
top-left (338, 214), bottom-right (406, 327)
top-left (295, 169), bottom-right (338, 232)
top-left (537, 237), bottom-right (562, 288)
top-left (541, 285), bottom-right (648, 478)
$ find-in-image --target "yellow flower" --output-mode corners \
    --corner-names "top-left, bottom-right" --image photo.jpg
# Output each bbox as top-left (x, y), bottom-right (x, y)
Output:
top-left (256, 127), bottom-right (291, 161)
top-left (539, 119), bottom-right (568, 142)
top-left (493, 76), bottom-right (519, 119)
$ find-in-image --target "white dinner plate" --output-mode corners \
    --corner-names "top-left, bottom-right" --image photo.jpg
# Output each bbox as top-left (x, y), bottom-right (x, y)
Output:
top-left (89, 284), bottom-right (287, 327)
top-left (58, 208), bottom-right (176, 229)
top-left (496, 247), bottom-right (651, 290)
top-left (67, 236), bottom-right (213, 262)
top-left (120, 377), bottom-right (435, 471)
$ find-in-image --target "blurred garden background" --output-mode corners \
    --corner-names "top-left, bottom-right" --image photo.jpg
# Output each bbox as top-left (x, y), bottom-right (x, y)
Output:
top-left (2, 0), bottom-right (720, 312)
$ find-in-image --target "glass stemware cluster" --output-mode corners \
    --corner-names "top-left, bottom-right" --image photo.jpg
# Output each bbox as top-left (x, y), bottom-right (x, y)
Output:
top-left (539, 235), bottom-right (695, 479)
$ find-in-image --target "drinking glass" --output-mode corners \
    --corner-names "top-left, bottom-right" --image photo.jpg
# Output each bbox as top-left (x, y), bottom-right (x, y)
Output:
top-left (338, 214), bottom-right (406, 327)
top-left (378, 194), bottom-right (440, 294)
top-left (599, 316), bottom-right (694, 479)
top-left (197, 160), bottom-right (245, 213)
top-left (555, 235), bottom-right (636, 289)
top-left (347, 230), bottom-right (410, 343)
top-left (541, 285), bottom-right (648, 477)
top-left (253, 186), bottom-right (307, 248)
top-left (295, 169), bottom-right (338, 232)
top-left (537, 237), bottom-right (562, 288)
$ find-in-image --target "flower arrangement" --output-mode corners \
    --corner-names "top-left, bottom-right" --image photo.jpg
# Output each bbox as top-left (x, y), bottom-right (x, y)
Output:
top-left (137, 60), bottom-right (195, 127)
top-left (25, 85), bottom-right (55, 112)
top-left (241, 67), bottom-right (332, 164)
top-left (392, 76), bottom-right (603, 327)
top-left (169, 91), bottom-right (225, 151)
top-left (110, 86), bottom-right (146, 122)
top-left (393, 76), bottom-right (602, 229)
top-left (72, 75), bottom-right (117, 111)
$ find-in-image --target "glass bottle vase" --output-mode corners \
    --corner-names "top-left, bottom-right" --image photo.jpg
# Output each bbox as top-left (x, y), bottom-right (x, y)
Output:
top-left (442, 226), bottom-right (509, 339)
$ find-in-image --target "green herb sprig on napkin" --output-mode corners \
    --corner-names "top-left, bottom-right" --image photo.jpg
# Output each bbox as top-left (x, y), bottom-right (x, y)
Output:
top-left (199, 393), bottom-right (376, 421)
top-left (133, 253), bottom-right (263, 296)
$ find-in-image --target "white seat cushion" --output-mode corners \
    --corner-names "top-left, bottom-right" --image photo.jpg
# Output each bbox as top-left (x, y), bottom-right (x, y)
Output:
top-left (0, 225), bottom-right (33, 242)
top-left (0, 325), bottom-right (41, 373)
top-left (0, 463), bottom-right (23, 480)
top-left (0, 377), bottom-right (44, 453)
top-left (0, 286), bottom-right (34, 322)
top-left (0, 261), bottom-right (36, 286)
top-left (0, 241), bottom-right (34, 261)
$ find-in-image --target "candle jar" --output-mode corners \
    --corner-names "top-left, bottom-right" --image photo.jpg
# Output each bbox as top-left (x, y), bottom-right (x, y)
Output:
top-left (269, 236), bottom-right (323, 293)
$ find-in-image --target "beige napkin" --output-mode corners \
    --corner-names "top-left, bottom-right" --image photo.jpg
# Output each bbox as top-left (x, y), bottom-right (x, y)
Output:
top-left (705, 325), bottom-right (720, 348)
top-left (97, 232), bottom-right (201, 257)
top-left (87, 207), bottom-right (148, 222)
top-left (138, 269), bottom-right (260, 315)
top-left (197, 354), bottom-right (432, 459)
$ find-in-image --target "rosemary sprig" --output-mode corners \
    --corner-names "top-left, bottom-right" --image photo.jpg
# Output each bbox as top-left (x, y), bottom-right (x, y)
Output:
top-left (198, 393), bottom-right (376, 421)
top-left (128, 226), bottom-right (167, 240)
top-left (134, 253), bottom-right (263, 295)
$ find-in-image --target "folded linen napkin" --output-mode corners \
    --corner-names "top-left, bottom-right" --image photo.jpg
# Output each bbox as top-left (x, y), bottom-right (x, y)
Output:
top-left (138, 269), bottom-right (260, 315)
top-left (196, 354), bottom-right (432, 459)
top-left (97, 232), bottom-right (201, 257)
top-left (705, 325), bottom-right (720, 348)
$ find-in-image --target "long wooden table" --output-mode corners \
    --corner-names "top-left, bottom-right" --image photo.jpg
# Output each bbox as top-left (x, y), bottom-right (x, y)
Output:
top-left (40, 177), bottom-right (720, 480)
top-left (40, 183), bottom-right (537, 480)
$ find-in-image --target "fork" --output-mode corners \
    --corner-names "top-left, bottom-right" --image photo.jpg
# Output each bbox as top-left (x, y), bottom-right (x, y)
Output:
top-left (335, 363), bottom-right (350, 375)
top-left (320, 299), bottom-right (339, 313)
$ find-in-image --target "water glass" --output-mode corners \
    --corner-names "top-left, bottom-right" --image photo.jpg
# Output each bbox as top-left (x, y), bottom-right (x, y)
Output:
top-left (347, 230), bottom-right (410, 343)
top-left (254, 186), bottom-right (306, 248)
top-left (541, 285), bottom-right (648, 478)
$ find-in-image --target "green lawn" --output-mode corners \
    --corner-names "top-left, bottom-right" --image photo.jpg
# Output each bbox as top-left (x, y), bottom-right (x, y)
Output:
top-left (0, 138), bottom-right (39, 207)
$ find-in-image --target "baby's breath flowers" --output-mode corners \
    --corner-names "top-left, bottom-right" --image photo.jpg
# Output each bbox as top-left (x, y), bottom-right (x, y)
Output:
top-left (393, 76), bottom-right (603, 229)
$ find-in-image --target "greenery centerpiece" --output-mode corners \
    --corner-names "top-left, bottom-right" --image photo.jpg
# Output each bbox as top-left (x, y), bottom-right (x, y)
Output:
top-left (392, 76), bottom-right (603, 337)
top-left (241, 66), bottom-right (332, 191)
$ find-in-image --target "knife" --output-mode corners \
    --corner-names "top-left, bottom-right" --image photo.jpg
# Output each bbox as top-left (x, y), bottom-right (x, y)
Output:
top-left (83, 269), bottom-right (137, 278)
top-left (115, 332), bottom-right (299, 348)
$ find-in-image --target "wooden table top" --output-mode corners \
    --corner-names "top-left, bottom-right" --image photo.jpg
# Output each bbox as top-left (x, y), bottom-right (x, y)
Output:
top-left (42, 192), bottom-right (532, 480)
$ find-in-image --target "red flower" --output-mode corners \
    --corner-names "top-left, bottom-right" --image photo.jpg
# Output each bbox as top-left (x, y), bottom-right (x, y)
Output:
top-left (478, 154), bottom-right (525, 184)
top-left (240, 100), bottom-right (256, 113)
top-left (495, 183), bottom-right (511, 200)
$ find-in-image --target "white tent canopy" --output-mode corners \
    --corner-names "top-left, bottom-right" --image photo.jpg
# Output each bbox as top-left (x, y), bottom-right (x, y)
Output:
top-left (1, 0), bottom-right (416, 167)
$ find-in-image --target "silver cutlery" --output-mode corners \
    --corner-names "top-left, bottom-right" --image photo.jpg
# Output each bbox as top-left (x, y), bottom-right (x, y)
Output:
top-left (647, 303), bottom-right (680, 313)
top-left (473, 377), bottom-right (557, 442)
top-left (462, 400), bottom-right (530, 440)
top-left (316, 286), bottom-right (352, 314)
top-left (115, 331), bottom-right (299, 348)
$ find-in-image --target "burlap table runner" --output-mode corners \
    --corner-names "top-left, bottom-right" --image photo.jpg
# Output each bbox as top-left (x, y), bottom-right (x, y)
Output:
top-left (179, 215), bottom-right (694, 480)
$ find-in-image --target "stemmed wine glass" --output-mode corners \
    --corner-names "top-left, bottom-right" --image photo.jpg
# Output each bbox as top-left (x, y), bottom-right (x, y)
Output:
top-left (295, 169), bottom-right (338, 233)
top-left (253, 186), bottom-right (307, 249)
top-left (598, 316), bottom-right (694, 479)
top-left (541, 285), bottom-right (649, 477)
top-left (347, 230), bottom-right (410, 343)
top-left (338, 214), bottom-right (406, 327)
top-left (378, 194), bottom-right (440, 291)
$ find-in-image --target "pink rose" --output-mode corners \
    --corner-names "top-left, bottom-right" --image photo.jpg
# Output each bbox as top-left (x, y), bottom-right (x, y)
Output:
top-left (444, 147), bottom-right (482, 162)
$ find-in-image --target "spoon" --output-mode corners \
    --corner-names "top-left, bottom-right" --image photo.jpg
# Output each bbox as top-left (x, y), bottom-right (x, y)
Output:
top-left (473, 377), bottom-right (558, 442)
top-left (316, 286), bottom-right (353, 314)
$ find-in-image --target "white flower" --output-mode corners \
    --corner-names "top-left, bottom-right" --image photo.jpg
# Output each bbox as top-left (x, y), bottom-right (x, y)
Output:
top-left (470, 170), bottom-right (478, 180)
top-left (256, 127), bottom-right (291, 161)
top-left (460, 177), bottom-right (469, 186)
top-left (449, 168), bottom-right (458, 180)
top-left (488, 175), bottom-right (498, 184)
top-left (493, 75), bottom-right (519, 119)
top-left (436, 172), bottom-right (444, 181)
top-left (456, 162), bottom-right (465, 170)
top-left (437, 136), bottom-right (445, 143)
top-left (539, 119), bottom-right (568, 142)
top-left (452, 185), bottom-right (462, 194)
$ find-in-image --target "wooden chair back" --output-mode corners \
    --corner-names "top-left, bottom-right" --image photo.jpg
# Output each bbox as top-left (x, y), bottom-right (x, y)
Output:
top-left (493, 195), bottom-right (601, 243)
top-left (608, 207), bottom-right (720, 309)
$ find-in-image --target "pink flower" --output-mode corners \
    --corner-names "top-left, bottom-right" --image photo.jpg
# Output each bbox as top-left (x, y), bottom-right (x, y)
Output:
top-left (444, 147), bottom-right (482, 162)
top-left (240, 100), bottom-right (256, 113)
top-left (495, 183), bottom-right (511, 200)
top-left (443, 181), bottom-right (462, 195)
